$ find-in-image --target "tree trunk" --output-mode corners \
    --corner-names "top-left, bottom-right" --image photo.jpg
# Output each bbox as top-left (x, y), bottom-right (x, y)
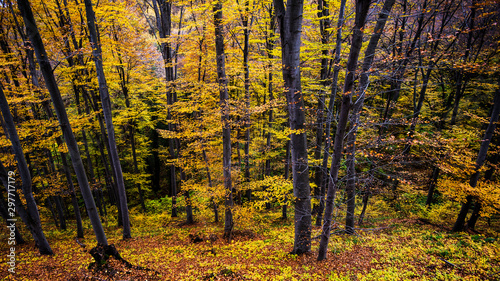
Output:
top-left (453, 84), bottom-right (500, 232)
top-left (318, 0), bottom-right (371, 261)
top-left (426, 166), bottom-right (439, 206)
top-left (316, 0), bottom-right (347, 227)
top-left (54, 196), bottom-right (67, 230)
top-left (0, 84), bottom-right (53, 255)
top-left (214, 0), bottom-right (234, 239)
top-left (264, 4), bottom-right (276, 188)
top-left (153, 0), bottom-right (179, 218)
top-left (83, 0), bottom-right (131, 239)
top-left (312, 0), bottom-right (330, 219)
top-left (345, 0), bottom-right (395, 235)
top-left (242, 0), bottom-right (251, 200)
top-left (46, 197), bottom-right (59, 228)
top-left (0, 192), bottom-right (25, 244)
top-left (17, 0), bottom-right (108, 245)
top-left (274, 0), bottom-right (311, 255)
top-left (282, 140), bottom-right (291, 220)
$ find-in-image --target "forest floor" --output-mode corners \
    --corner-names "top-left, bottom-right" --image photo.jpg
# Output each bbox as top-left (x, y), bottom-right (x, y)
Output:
top-left (1, 199), bottom-right (499, 280)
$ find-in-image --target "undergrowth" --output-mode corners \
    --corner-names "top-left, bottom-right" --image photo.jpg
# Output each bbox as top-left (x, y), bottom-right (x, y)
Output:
top-left (0, 195), bottom-right (499, 280)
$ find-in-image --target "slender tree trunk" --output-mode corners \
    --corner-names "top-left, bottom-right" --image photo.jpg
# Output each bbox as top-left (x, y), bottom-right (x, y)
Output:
top-left (318, 0), bottom-right (371, 261)
top-left (264, 4), bottom-right (276, 187)
top-left (316, 0), bottom-right (347, 227)
top-left (0, 192), bottom-right (24, 244)
top-left (357, 184), bottom-right (370, 225)
top-left (344, 0), bottom-right (395, 234)
top-left (54, 196), bottom-right (67, 230)
top-left (282, 140), bottom-right (291, 220)
top-left (83, 0), bottom-right (131, 239)
top-left (312, 0), bottom-right (331, 219)
top-left (214, 0), bottom-right (234, 238)
top-left (450, 0), bottom-right (476, 126)
top-left (453, 85), bottom-right (500, 232)
top-left (153, 0), bottom-right (180, 218)
top-left (0, 84), bottom-right (53, 255)
top-left (17, 0), bottom-right (107, 245)
top-left (46, 197), bottom-right (59, 228)
top-left (426, 166), bottom-right (439, 206)
top-left (242, 0), bottom-right (251, 200)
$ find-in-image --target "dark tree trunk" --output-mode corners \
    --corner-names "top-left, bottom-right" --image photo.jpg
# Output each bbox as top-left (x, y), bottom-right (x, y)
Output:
top-left (242, 0), bottom-right (251, 199)
top-left (344, 0), bottom-right (395, 235)
top-left (17, 0), bottom-right (107, 245)
top-left (46, 197), bottom-right (59, 228)
top-left (264, 4), bottom-right (276, 188)
top-left (316, 0), bottom-right (347, 227)
top-left (312, 0), bottom-right (330, 219)
top-left (274, 0), bottom-right (311, 255)
top-left (282, 140), bottom-right (291, 220)
top-left (318, 0), bottom-right (371, 261)
top-left (54, 196), bottom-right (67, 230)
top-left (0, 84), bottom-right (53, 255)
top-left (214, 0), bottom-right (234, 238)
top-left (153, 0), bottom-right (179, 218)
top-left (453, 85), bottom-right (500, 232)
top-left (0, 193), bottom-right (25, 244)
top-left (468, 139), bottom-right (500, 229)
top-left (83, 0), bottom-right (131, 239)
top-left (358, 184), bottom-right (370, 226)
top-left (426, 166), bottom-right (440, 206)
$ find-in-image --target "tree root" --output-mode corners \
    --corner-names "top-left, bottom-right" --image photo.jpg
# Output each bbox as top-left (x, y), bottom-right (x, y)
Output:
top-left (87, 243), bottom-right (159, 277)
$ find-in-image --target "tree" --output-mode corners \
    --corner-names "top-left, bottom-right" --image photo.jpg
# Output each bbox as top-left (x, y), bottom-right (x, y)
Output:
top-left (274, 0), bottom-right (311, 255)
top-left (318, 0), bottom-right (371, 261)
top-left (316, 0), bottom-right (347, 227)
top-left (214, 0), bottom-right (234, 238)
top-left (452, 84), bottom-right (500, 232)
top-left (83, 0), bottom-right (131, 239)
top-left (16, 0), bottom-right (108, 245)
top-left (344, 0), bottom-right (396, 234)
top-left (0, 84), bottom-right (52, 255)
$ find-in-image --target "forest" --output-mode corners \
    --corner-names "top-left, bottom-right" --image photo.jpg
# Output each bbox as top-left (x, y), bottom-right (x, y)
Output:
top-left (0, 0), bottom-right (499, 279)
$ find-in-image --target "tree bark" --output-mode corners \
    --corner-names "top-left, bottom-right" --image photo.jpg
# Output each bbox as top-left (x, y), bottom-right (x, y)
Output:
top-left (0, 192), bottom-right (25, 244)
top-left (316, 0), bottom-right (347, 227)
top-left (214, 0), bottom-right (234, 238)
top-left (318, 0), bottom-right (371, 261)
top-left (17, 0), bottom-right (107, 245)
top-left (274, 0), bottom-right (311, 255)
top-left (83, 0), bottom-right (131, 239)
top-left (0, 84), bottom-right (53, 255)
top-left (312, 0), bottom-right (330, 219)
top-left (453, 84), bottom-right (500, 232)
top-left (345, 0), bottom-right (396, 234)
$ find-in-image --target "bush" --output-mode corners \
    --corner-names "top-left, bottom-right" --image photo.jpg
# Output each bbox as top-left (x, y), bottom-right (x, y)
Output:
top-left (145, 196), bottom-right (172, 214)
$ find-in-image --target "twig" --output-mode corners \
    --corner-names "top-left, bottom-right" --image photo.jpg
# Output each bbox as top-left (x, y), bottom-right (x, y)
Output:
top-left (75, 237), bottom-right (87, 250)
top-left (438, 257), bottom-right (459, 268)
